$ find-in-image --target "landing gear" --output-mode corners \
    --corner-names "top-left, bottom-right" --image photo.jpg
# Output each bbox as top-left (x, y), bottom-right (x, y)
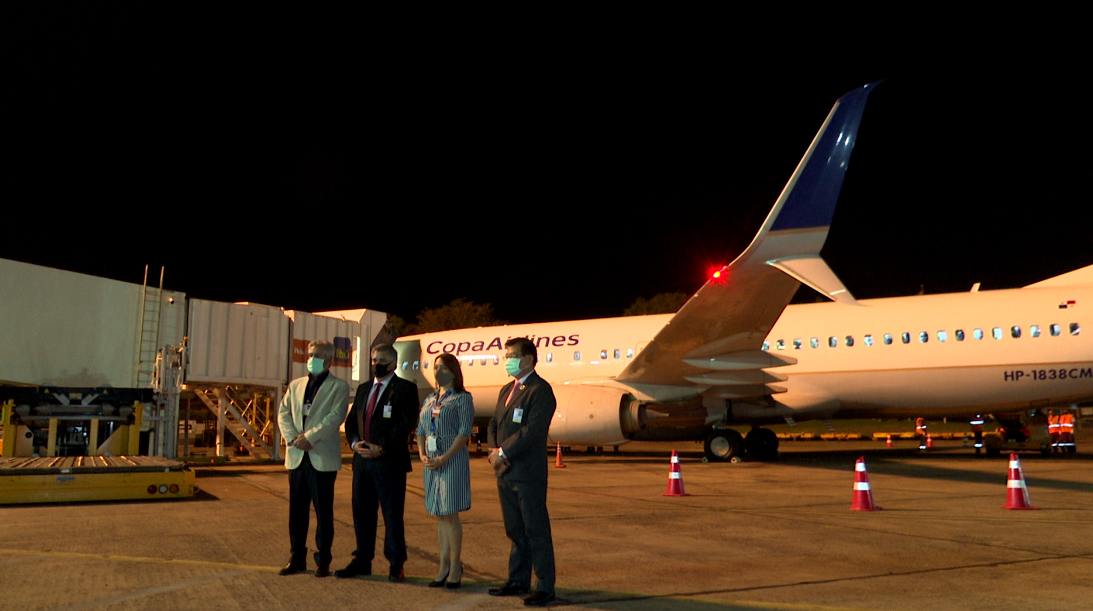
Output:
top-left (704, 429), bottom-right (744, 462)
top-left (744, 427), bottom-right (779, 460)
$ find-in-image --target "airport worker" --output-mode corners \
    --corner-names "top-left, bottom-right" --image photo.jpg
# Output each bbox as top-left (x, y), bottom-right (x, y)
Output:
top-left (277, 339), bottom-right (350, 577)
top-left (970, 415), bottom-right (984, 455)
top-left (416, 353), bottom-right (474, 589)
top-left (487, 337), bottom-right (558, 607)
top-left (1059, 409), bottom-right (1075, 453)
top-left (915, 417), bottom-right (927, 450)
top-left (1048, 410), bottom-right (1060, 453)
top-left (335, 344), bottom-right (418, 582)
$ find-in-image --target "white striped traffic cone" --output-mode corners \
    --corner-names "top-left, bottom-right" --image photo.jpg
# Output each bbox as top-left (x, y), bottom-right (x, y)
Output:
top-left (850, 456), bottom-right (879, 511)
top-left (663, 450), bottom-right (689, 497)
top-left (1002, 453), bottom-right (1036, 510)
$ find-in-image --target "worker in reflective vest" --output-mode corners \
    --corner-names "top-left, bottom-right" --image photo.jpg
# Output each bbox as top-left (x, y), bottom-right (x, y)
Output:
top-left (915, 418), bottom-right (927, 451)
top-left (970, 415), bottom-right (984, 455)
top-left (1048, 410), bottom-right (1061, 453)
top-left (1058, 410), bottom-right (1076, 453)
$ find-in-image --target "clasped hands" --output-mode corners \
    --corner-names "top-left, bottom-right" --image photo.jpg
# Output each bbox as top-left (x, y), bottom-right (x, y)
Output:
top-left (420, 454), bottom-right (448, 471)
top-left (291, 434), bottom-right (313, 451)
top-left (354, 440), bottom-right (385, 458)
top-left (487, 447), bottom-right (510, 475)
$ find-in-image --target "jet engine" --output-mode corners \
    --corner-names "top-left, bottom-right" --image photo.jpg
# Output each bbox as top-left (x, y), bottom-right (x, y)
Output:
top-left (548, 384), bottom-right (644, 447)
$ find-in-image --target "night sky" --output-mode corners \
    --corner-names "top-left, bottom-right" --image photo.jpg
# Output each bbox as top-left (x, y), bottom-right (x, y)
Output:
top-left (4, 11), bottom-right (1090, 326)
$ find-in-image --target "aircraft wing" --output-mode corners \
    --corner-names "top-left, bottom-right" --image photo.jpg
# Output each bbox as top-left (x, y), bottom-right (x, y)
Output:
top-left (616, 83), bottom-right (879, 397)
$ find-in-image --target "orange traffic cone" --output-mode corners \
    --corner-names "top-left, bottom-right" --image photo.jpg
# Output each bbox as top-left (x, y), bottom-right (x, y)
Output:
top-left (663, 450), bottom-right (689, 496)
top-left (926, 433), bottom-right (934, 449)
top-left (1002, 453), bottom-right (1036, 510)
top-left (554, 442), bottom-right (566, 468)
top-left (850, 456), bottom-right (879, 511)
top-left (885, 435), bottom-right (892, 448)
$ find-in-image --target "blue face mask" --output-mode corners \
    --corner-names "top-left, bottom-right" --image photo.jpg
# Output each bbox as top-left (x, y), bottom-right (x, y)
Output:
top-left (505, 356), bottom-right (523, 377)
top-left (307, 357), bottom-right (325, 375)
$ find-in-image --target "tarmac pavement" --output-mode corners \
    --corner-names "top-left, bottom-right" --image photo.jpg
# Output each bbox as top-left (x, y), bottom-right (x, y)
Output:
top-left (2, 432), bottom-right (1092, 611)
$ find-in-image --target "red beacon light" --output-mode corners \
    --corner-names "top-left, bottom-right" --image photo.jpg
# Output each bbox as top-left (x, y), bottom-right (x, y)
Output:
top-left (709, 267), bottom-right (727, 284)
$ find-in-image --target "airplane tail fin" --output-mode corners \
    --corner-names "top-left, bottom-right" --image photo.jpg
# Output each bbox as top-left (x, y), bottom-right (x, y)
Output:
top-left (1023, 264), bottom-right (1093, 288)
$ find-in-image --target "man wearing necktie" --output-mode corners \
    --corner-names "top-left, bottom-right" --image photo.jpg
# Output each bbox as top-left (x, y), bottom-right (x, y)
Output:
top-left (277, 339), bottom-right (349, 577)
top-left (487, 337), bottom-right (558, 607)
top-left (336, 344), bottom-right (419, 582)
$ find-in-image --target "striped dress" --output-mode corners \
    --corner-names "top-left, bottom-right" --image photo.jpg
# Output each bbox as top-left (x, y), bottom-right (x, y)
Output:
top-left (416, 389), bottom-right (474, 516)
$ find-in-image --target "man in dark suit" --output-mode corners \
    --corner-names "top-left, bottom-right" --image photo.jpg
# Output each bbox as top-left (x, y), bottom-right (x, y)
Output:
top-left (487, 337), bottom-right (558, 607)
top-left (334, 343), bottom-right (419, 582)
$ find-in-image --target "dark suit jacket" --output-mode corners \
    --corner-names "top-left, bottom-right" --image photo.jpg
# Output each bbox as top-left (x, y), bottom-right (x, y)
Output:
top-left (345, 374), bottom-right (419, 473)
top-left (488, 370), bottom-right (557, 483)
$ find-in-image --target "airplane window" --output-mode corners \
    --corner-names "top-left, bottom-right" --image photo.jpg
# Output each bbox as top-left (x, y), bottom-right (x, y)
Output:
top-left (1031, 325), bottom-right (1041, 338)
top-left (1050, 324), bottom-right (1061, 337)
top-left (883, 334), bottom-right (893, 345)
top-left (776, 340), bottom-right (785, 350)
top-left (413, 360), bottom-right (420, 370)
top-left (545, 353), bottom-right (553, 363)
top-left (864, 334), bottom-right (874, 346)
top-left (600, 350), bottom-right (608, 359)
top-left (614, 349), bottom-right (621, 359)
top-left (993, 327), bottom-right (1003, 340)
top-left (937, 331), bottom-right (947, 342)
top-left (956, 330), bottom-right (965, 341)
top-left (402, 361), bottom-right (409, 370)
top-left (901, 332), bottom-right (910, 344)
top-left (919, 332), bottom-right (928, 343)
top-left (762, 341), bottom-right (770, 351)
top-left (480, 357), bottom-right (487, 365)
top-left (810, 337), bottom-right (819, 349)
top-left (423, 360), bottom-right (429, 369)
top-left (829, 337), bottom-right (838, 348)
top-left (574, 351), bottom-right (581, 361)
top-left (466, 358), bottom-right (473, 366)
top-left (1011, 326), bottom-right (1021, 339)
top-left (793, 339), bottom-right (802, 350)
top-left (845, 336), bottom-right (854, 347)
top-left (627, 348), bottom-right (634, 358)
top-left (974, 328), bottom-right (984, 340)
top-left (1071, 323), bottom-right (1081, 336)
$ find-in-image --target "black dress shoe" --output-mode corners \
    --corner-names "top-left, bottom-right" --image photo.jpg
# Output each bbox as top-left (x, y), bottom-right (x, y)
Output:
top-left (489, 582), bottom-right (530, 596)
top-left (445, 579), bottom-right (461, 589)
top-left (427, 576), bottom-right (447, 588)
top-left (314, 564), bottom-right (330, 578)
top-left (333, 563), bottom-right (371, 578)
top-left (278, 561), bottom-right (306, 576)
top-left (388, 566), bottom-right (405, 582)
top-left (524, 591), bottom-right (556, 606)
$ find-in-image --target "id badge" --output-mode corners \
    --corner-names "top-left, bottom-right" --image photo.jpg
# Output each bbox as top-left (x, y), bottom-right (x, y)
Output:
top-left (303, 401), bottom-right (312, 416)
top-left (427, 435), bottom-right (438, 453)
top-left (512, 407), bottom-right (524, 423)
top-left (383, 404), bottom-right (392, 418)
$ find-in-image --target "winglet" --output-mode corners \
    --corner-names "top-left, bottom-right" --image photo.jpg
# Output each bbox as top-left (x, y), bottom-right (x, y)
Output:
top-left (732, 81), bottom-right (880, 303)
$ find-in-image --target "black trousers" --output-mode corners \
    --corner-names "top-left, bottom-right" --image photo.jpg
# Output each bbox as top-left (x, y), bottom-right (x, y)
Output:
top-left (288, 452), bottom-right (337, 566)
top-left (497, 476), bottom-right (556, 594)
top-left (351, 458), bottom-right (407, 568)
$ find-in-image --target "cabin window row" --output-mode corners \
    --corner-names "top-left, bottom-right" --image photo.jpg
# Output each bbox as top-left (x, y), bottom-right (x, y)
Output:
top-left (414, 347), bottom-right (638, 368)
top-left (761, 323), bottom-right (1082, 351)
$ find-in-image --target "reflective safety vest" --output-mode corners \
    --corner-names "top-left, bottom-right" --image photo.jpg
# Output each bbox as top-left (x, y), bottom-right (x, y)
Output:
top-left (970, 417), bottom-right (984, 432)
top-left (1059, 413), bottom-right (1075, 434)
top-left (1049, 414), bottom-right (1061, 433)
top-left (915, 418), bottom-right (927, 435)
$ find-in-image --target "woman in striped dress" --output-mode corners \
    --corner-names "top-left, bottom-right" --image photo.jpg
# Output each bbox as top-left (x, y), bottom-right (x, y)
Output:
top-left (416, 352), bottom-right (474, 588)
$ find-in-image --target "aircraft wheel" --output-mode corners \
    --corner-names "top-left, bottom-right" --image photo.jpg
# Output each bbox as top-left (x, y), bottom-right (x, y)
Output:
top-left (704, 429), bottom-right (743, 462)
top-left (745, 427), bottom-right (779, 460)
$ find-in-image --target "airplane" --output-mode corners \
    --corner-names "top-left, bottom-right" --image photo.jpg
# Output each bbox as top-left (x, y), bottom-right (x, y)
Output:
top-left (391, 81), bottom-right (1093, 461)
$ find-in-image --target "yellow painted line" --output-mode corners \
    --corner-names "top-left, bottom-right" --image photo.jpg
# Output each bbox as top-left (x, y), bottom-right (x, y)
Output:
top-left (0, 547), bottom-right (278, 572)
